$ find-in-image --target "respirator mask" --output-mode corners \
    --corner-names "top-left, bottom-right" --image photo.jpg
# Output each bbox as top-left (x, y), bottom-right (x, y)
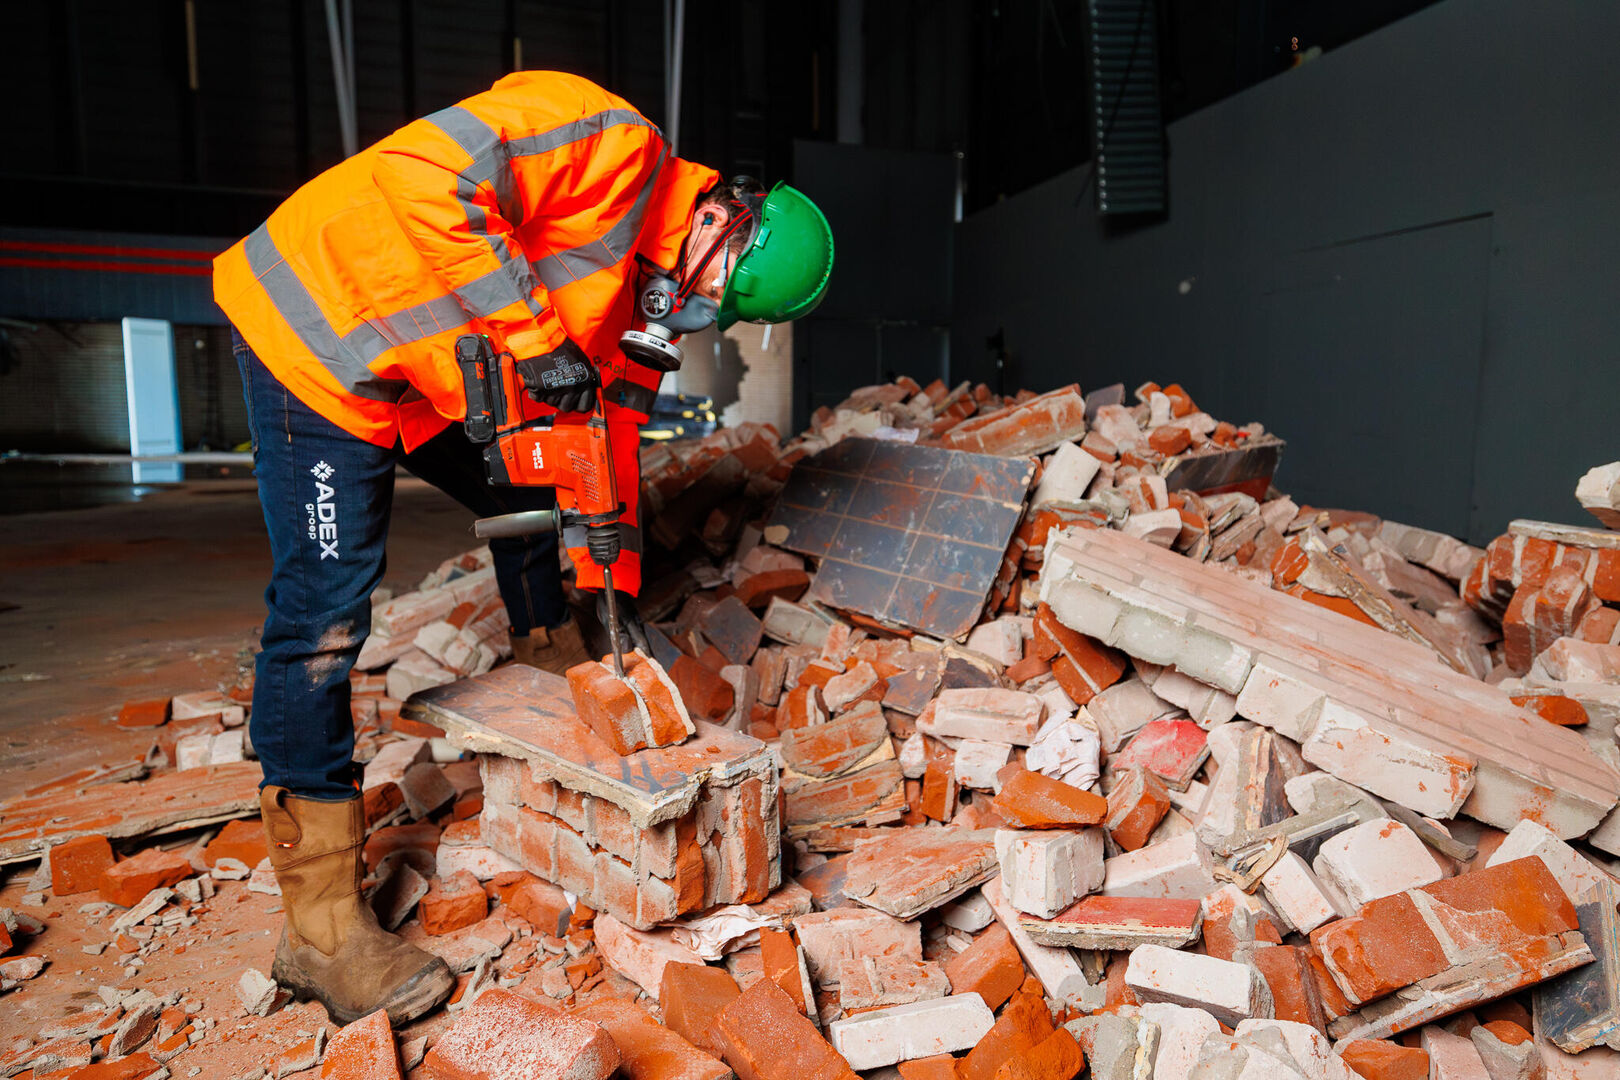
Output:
top-left (620, 177), bottom-right (764, 372)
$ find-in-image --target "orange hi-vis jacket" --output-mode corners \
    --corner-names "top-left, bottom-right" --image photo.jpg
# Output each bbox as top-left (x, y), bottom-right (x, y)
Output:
top-left (214, 71), bottom-right (720, 596)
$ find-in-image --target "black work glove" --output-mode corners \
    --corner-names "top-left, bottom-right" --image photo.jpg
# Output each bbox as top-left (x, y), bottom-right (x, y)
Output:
top-left (515, 339), bottom-right (599, 414)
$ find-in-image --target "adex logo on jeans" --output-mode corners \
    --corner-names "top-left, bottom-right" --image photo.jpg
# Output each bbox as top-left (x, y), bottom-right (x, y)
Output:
top-left (307, 460), bottom-right (340, 559)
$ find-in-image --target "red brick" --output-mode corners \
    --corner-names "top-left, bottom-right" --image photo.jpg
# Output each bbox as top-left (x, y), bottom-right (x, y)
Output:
top-left (362, 781), bottom-right (405, 828)
top-left (576, 999), bottom-right (730, 1080)
top-left (1310, 892), bottom-right (1449, 1005)
top-left (204, 819), bottom-right (267, 868)
top-left (897, 1055), bottom-right (961, 1080)
top-left (1338, 1040), bottom-right (1429, 1080)
top-left (50, 834), bottom-right (115, 896)
top-left (990, 769), bottom-right (1107, 829)
top-left (781, 708), bottom-right (888, 778)
top-left (709, 978), bottom-right (857, 1080)
top-left (920, 755), bottom-right (957, 823)
top-left (1104, 767), bottom-right (1171, 852)
top-left (671, 655), bottom-right (736, 722)
top-left (115, 698), bottom-right (170, 728)
top-left (992, 1028), bottom-right (1083, 1080)
top-left (661, 961), bottom-right (742, 1058)
top-left (362, 822), bottom-right (440, 873)
top-left (1481, 1019), bottom-right (1532, 1046)
top-left (1420, 855), bottom-right (1578, 939)
top-left (725, 778), bottom-right (772, 903)
top-left (419, 870), bottom-right (488, 936)
top-left (98, 847), bottom-right (192, 907)
top-left (1004, 655), bottom-right (1052, 684)
top-left (1503, 565), bottom-right (1599, 673)
top-left (759, 928), bottom-right (809, 1014)
top-left (1250, 945), bottom-right (1324, 1032)
top-left (63, 1053), bottom-right (162, 1080)
top-left (735, 569), bottom-right (812, 609)
top-left (509, 878), bottom-right (571, 937)
top-left (1034, 605), bottom-right (1126, 705)
top-left (1590, 550), bottom-right (1620, 603)
top-left (941, 386), bottom-right (1087, 458)
top-left (1147, 427), bottom-right (1191, 457)
top-left (1576, 605), bottom-right (1620, 643)
top-left (943, 921), bottom-right (1026, 1011)
top-left (775, 685), bottom-right (826, 730)
top-left (568, 660), bottom-right (649, 755)
top-left (321, 1008), bottom-right (400, 1079)
top-left (425, 987), bottom-right (620, 1080)
top-left (959, 988), bottom-right (1056, 1080)
top-left (1510, 693), bottom-right (1589, 726)
top-left (623, 653), bottom-right (691, 745)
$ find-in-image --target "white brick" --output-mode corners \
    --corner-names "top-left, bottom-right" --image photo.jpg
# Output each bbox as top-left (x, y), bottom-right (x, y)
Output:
top-left (794, 907), bottom-right (922, 988)
top-left (926, 689), bottom-right (1044, 745)
top-left (1300, 701), bottom-right (1475, 819)
top-left (939, 889), bottom-right (995, 933)
top-left (1590, 803), bottom-right (1620, 858)
top-left (436, 843), bottom-right (524, 882)
top-left (1470, 1024), bottom-right (1546, 1080)
top-left (966, 619), bottom-right (1025, 667)
top-left (1140, 664), bottom-right (1238, 730)
top-left (1130, 1004), bottom-right (1220, 1080)
top-left (1234, 657), bottom-right (1327, 743)
top-left (362, 736), bottom-right (431, 790)
top-left (1122, 509), bottom-right (1182, 548)
top-left (1421, 1025), bottom-right (1492, 1080)
top-left (1576, 462), bottom-right (1620, 530)
top-left (1123, 945), bottom-right (1272, 1028)
top-left (981, 876), bottom-right (1099, 1009)
top-left (174, 731), bottom-right (213, 771)
top-left (1228, 1021), bottom-right (1358, 1080)
top-left (1311, 820), bottom-right (1442, 913)
top-left (1102, 832), bottom-right (1216, 900)
top-left (1258, 852), bottom-right (1338, 935)
top-left (1032, 442), bottom-right (1102, 508)
top-left (996, 828), bottom-right (1104, 918)
top-left (1174, 626), bottom-right (1254, 695)
top-left (1088, 677), bottom-right (1176, 753)
top-left (1485, 819), bottom-right (1613, 903)
top-left (952, 740), bottom-right (1013, 790)
top-left (825, 994), bottom-right (994, 1069)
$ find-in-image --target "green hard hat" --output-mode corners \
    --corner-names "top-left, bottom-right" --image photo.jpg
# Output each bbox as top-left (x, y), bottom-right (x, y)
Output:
top-left (717, 182), bottom-right (834, 330)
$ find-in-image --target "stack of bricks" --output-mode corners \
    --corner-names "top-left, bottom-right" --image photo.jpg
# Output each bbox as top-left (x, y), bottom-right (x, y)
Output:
top-left (407, 664), bottom-right (780, 931)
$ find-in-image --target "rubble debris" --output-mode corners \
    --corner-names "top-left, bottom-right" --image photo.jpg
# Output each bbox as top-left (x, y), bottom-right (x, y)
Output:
top-left (0, 760), bottom-right (262, 864)
top-left (12, 380), bottom-right (1620, 1080)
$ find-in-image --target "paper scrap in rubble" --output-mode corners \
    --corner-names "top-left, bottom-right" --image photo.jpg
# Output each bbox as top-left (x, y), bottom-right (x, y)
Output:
top-left (667, 904), bottom-right (786, 960)
top-left (1024, 713), bottom-right (1101, 791)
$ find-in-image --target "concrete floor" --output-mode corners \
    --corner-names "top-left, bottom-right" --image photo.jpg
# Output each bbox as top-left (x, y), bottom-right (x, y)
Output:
top-left (0, 476), bottom-right (479, 792)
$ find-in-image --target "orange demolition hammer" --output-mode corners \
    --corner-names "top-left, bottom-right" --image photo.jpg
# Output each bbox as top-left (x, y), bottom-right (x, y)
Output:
top-left (456, 333), bottom-right (629, 675)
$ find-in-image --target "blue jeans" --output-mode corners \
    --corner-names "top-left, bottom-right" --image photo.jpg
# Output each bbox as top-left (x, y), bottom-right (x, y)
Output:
top-left (235, 330), bottom-right (565, 798)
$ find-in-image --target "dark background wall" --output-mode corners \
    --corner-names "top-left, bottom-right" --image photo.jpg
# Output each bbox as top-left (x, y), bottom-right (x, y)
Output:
top-left (6, 0), bottom-right (1606, 545)
top-left (952, 0), bottom-right (1620, 543)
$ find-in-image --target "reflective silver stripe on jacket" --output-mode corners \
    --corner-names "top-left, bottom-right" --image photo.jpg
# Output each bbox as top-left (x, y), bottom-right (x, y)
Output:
top-left (423, 105), bottom-right (667, 299)
top-left (242, 225), bottom-right (410, 401)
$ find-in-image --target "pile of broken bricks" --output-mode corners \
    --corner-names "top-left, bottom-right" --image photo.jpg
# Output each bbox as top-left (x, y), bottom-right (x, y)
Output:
top-left (2, 375), bottom-right (1619, 1080)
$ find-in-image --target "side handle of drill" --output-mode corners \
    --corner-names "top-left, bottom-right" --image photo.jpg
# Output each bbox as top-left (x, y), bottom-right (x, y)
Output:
top-left (455, 334), bottom-right (507, 444)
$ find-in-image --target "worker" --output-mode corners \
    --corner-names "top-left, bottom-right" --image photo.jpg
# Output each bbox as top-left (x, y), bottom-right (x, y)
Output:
top-left (212, 70), bottom-right (832, 1025)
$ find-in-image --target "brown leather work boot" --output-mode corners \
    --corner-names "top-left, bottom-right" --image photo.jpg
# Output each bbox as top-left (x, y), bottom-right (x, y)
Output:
top-left (261, 787), bottom-right (453, 1025)
top-left (509, 617), bottom-right (589, 675)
